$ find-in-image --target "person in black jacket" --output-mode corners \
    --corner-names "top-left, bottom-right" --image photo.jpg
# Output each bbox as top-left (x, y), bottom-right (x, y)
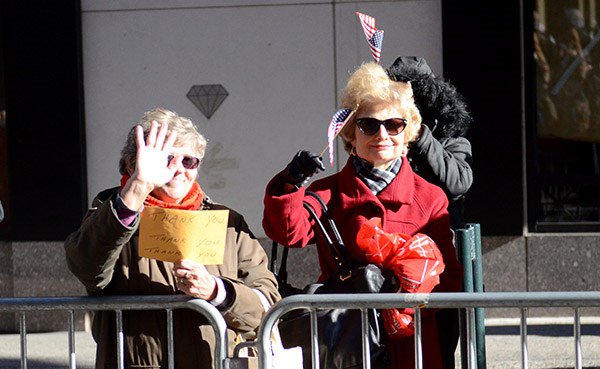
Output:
top-left (386, 56), bottom-right (473, 229)
top-left (387, 56), bottom-right (474, 369)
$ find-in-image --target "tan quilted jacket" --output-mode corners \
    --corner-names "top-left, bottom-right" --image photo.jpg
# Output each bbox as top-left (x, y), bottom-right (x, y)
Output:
top-left (65, 187), bottom-right (280, 369)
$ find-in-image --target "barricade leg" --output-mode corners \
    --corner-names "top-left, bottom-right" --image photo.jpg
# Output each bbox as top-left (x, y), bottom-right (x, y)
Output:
top-left (68, 311), bottom-right (76, 369)
top-left (361, 309), bottom-right (372, 369)
top-left (310, 309), bottom-right (320, 369)
top-left (574, 307), bottom-right (582, 369)
top-left (520, 308), bottom-right (529, 369)
top-left (167, 309), bottom-right (175, 369)
top-left (20, 312), bottom-right (27, 369)
top-left (415, 308), bottom-right (423, 369)
top-left (465, 308), bottom-right (476, 369)
top-left (458, 308), bottom-right (469, 369)
top-left (116, 310), bottom-right (125, 369)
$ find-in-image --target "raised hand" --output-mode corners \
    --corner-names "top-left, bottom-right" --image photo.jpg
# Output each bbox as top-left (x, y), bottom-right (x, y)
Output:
top-left (119, 121), bottom-right (178, 210)
top-left (132, 121), bottom-right (178, 187)
top-left (282, 150), bottom-right (326, 187)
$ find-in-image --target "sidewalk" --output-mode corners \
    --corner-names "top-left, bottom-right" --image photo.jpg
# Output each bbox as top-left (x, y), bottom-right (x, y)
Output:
top-left (0, 322), bottom-right (599, 369)
top-left (463, 318), bottom-right (600, 369)
top-left (0, 331), bottom-right (95, 369)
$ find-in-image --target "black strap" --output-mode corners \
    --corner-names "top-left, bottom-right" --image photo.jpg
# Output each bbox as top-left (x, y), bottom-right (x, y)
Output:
top-left (269, 239), bottom-right (277, 272)
top-left (271, 191), bottom-right (355, 284)
top-left (302, 200), bottom-right (354, 281)
top-left (305, 191), bottom-right (347, 255)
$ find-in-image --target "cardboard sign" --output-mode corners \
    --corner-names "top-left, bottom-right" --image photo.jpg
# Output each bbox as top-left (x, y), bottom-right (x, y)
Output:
top-left (138, 207), bottom-right (229, 265)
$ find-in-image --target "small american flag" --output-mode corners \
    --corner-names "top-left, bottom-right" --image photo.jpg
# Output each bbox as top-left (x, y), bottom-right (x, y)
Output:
top-left (368, 30), bottom-right (384, 63)
top-left (327, 108), bottom-right (353, 166)
top-left (356, 12), bottom-right (384, 64)
top-left (356, 12), bottom-right (377, 40)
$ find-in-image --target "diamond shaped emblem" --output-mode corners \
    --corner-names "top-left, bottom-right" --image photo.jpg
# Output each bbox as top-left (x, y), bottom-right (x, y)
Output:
top-left (186, 84), bottom-right (229, 119)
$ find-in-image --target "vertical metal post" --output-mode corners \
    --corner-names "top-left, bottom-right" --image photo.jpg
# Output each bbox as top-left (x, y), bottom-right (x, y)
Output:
top-left (68, 310), bottom-right (77, 369)
top-left (459, 311), bottom-right (467, 369)
top-left (460, 228), bottom-right (475, 292)
top-left (468, 223), bottom-right (487, 369)
top-left (19, 312), bottom-right (27, 369)
top-left (116, 310), bottom-right (125, 369)
top-left (574, 307), bottom-right (582, 369)
top-left (183, 300), bottom-right (227, 369)
top-left (458, 228), bottom-right (475, 369)
top-left (310, 309), bottom-right (320, 369)
top-left (414, 308), bottom-right (423, 369)
top-left (466, 308), bottom-right (476, 369)
top-left (361, 309), bottom-right (371, 369)
top-left (167, 309), bottom-right (175, 369)
top-left (520, 308), bottom-right (528, 369)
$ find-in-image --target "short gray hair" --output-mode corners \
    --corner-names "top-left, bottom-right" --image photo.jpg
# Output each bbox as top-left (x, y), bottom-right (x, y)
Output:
top-left (119, 108), bottom-right (207, 175)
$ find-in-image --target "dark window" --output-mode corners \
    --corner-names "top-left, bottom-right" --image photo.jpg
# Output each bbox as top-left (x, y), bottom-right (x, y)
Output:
top-left (443, 1), bottom-right (524, 235)
top-left (528, 0), bottom-right (600, 232)
top-left (0, 6), bottom-right (7, 235)
top-left (1, 0), bottom-right (87, 241)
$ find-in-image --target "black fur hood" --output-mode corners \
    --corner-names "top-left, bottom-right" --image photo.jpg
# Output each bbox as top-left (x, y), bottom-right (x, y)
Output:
top-left (386, 56), bottom-right (473, 139)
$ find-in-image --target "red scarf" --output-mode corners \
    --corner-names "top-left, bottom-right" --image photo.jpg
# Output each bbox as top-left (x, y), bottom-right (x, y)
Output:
top-left (120, 175), bottom-right (205, 210)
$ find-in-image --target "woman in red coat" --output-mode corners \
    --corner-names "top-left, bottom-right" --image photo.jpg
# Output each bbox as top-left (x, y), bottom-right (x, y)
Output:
top-left (263, 62), bottom-right (463, 369)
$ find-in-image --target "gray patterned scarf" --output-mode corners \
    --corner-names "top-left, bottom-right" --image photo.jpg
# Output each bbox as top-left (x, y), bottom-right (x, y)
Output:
top-left (353, 156), bottom-right (401, 195)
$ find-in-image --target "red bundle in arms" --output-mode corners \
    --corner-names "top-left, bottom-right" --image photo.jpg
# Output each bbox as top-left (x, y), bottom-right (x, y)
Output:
top-left (356, 218), bottom-right (445, 338)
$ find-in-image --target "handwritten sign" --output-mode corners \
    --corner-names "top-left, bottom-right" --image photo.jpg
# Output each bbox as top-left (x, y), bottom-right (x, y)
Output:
top-left (138, 207), bottom-right (229, 265)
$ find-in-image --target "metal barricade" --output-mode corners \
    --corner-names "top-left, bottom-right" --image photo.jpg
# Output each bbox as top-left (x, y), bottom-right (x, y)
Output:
top-left (0, 295), bottom-right (228, 369)
top-left (256, 291), bottom-right (600, 369)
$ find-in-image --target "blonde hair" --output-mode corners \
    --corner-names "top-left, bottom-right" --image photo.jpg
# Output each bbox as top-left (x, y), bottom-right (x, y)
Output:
top-left (119, 108), bottom-right (207, 175)
top-left (339, 62), bottom-right (421, 154)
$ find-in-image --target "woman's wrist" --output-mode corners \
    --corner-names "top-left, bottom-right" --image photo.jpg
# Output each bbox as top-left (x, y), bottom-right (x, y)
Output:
top-left (120, 177), bottom-right (154, 211)
top-left (114, 192), bottom-right (140, 226)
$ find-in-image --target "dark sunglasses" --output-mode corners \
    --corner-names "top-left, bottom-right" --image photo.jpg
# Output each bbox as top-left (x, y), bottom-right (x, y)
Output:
top-left (356, 117), bottom-right (407, 136)
top-left (167, 154), bottom-right (200, 170)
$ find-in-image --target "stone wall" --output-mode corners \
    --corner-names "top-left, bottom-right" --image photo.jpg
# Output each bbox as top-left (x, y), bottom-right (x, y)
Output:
top-left (0, 241), bottom-right (87, 332)
top-left (482, 235), bottom-right (600, 318)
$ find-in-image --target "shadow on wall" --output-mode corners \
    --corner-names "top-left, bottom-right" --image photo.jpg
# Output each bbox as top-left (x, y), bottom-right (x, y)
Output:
top-left (201, 142), bottom-right (240, 190)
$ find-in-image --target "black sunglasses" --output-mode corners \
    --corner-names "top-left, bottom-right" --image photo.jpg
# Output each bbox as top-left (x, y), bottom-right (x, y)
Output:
top-left (356, 117), bottom-right (407, 136)
top-left (167, 154), bottom-right (200, 170)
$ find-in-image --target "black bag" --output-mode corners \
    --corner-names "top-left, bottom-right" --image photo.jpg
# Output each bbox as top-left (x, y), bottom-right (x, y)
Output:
top-left (269, 240), bottom-right (304, 298)
top-left (271, 192), bottom-right (391, 369)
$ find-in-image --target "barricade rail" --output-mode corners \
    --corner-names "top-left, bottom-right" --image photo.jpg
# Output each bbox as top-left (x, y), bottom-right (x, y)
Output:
top-left (2, 292), bottom-right (600, 369)
top-left (256, 291), bottom-right (600, 369)
top-left (0, 295), bottom-right (227, 369)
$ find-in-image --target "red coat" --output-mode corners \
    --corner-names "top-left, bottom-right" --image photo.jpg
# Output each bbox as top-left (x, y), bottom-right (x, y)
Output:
top-left (263, 157), bottom-right (463, 369)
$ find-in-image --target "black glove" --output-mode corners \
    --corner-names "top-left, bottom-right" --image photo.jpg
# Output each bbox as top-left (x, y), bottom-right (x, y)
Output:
top-left (282, 150), bottom-right (325, 187)
top-left (352, 265), bottom-right (399, 294)
top-left (352, 264), bottom-right (386, 293)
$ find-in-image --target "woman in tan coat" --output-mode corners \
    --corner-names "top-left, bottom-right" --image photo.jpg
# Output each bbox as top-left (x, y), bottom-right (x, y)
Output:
top-left (65, 108), bottom-right (279, 369)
